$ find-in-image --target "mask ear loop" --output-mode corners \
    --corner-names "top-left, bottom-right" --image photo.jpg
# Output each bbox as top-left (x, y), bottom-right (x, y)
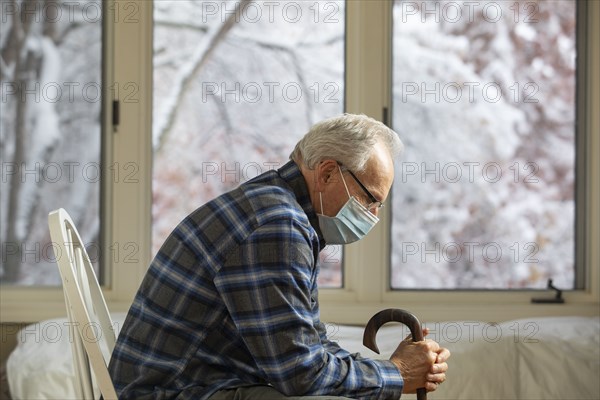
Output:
top-left (319, 192), bottom-right (325, 214)
top-left (319, 164), bottom-right (353, 215)
top-left (337, 165), bottom-right (352, 199)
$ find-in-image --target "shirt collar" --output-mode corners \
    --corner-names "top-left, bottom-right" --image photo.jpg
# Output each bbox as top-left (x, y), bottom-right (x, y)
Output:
top-left (278, 160), bottom-right (325, 247)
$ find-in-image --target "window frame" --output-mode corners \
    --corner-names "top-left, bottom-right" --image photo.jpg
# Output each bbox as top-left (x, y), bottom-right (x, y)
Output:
top-left (0, 0), bottom-right (153, 323)
top-left (1, 0), bottom-right (597, 325)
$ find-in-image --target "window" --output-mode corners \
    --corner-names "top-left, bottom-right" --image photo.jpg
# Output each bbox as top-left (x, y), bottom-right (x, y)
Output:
top-left (1, 0), bottom-right (596, 324)
top-left (390, 0), bottom-right (578, 289)
top-left (319, 0), bottom-right (597, 325)
top-left (152, 0), bottom-right (346, 287)
top-left (1, 0), bottom-right (103, 286)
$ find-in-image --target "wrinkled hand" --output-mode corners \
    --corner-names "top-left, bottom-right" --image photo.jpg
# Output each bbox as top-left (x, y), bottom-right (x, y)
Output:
top-left (389, 328), bottom-right (450, 394)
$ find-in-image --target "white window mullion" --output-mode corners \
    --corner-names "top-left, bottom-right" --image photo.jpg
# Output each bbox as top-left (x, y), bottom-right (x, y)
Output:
top-left (319, 0), bottom-right (392, 323)
top-left (106, 0), bottom-right (153, 309)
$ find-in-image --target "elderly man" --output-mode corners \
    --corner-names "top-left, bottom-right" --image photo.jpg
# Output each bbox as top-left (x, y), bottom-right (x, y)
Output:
top-left (109, 114), bottom-right (450, 399)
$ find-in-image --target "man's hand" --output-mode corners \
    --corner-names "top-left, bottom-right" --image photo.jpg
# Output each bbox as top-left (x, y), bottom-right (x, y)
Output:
top-left (389, 328), bottom-right (450, 394)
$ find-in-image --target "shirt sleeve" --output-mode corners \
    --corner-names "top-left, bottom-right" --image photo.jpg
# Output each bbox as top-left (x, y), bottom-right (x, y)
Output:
top-left (214, 218), bottom-right (404, 399)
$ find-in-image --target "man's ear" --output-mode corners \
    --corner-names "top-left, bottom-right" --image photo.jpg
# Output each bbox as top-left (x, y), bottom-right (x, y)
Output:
top-left (314, 159), bottom-right (339, 191)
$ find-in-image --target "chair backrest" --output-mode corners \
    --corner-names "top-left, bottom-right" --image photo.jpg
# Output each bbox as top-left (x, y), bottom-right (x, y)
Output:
top-left (48, 208), bottom-right (118, 400)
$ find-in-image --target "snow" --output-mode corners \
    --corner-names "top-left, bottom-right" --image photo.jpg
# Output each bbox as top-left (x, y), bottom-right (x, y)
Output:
top-left (1, 0), bottom-right (102, 285)
top-left (390, 0), bottom-right (576, 289)
top-left (150, 0), bottom-right (345, 287)
top-left (0, 0), bottom-right (577, 290)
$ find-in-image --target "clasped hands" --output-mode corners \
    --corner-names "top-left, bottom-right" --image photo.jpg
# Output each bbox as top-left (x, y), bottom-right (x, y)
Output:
top-left (389, 328), bottom-right (451, 394)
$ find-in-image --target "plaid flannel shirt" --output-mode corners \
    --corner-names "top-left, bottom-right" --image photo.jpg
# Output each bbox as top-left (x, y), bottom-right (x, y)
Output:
top-left (108, 160), bottom-right (403, 399)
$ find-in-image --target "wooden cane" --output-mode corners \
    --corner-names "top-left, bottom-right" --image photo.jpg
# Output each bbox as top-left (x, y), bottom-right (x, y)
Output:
top-left (363, 308), bottom-right (427, 400)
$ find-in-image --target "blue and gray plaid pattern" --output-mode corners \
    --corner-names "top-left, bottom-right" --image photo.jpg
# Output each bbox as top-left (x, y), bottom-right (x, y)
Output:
top-left (108, 161), bottom-right (403, 399)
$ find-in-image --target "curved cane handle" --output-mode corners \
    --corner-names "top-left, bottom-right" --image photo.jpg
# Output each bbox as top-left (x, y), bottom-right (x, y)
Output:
top-left (363, 308), bottom-right (427, 400)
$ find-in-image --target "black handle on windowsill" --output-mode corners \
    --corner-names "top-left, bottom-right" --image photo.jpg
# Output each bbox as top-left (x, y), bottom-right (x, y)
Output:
top-left (531, 279), bottom-right (565, 303)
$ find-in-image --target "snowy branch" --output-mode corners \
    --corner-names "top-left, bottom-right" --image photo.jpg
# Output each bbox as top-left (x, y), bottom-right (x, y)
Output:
top-left (153, 0), bottom-right (254, 153)
top-left (154, 18), bottom-right (209, 33)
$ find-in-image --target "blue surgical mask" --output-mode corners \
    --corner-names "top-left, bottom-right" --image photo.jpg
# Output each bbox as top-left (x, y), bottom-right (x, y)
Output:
top-left (317, 167), bottom-right (379, 244)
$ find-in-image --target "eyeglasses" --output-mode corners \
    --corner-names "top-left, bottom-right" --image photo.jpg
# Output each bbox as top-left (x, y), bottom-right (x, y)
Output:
top-left (345, 169), bottom-right (384, 212)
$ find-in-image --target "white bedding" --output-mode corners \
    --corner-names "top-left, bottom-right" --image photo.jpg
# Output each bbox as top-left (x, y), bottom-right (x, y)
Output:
top-left (331, 317), bottom-right (600, 399)
top-left (6, 315), bottom-right (600, 399)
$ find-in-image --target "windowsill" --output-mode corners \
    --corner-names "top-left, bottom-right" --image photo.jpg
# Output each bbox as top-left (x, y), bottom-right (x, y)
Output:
top-left (2, 293), bottom-right (597, 325)
top-left (318, 287), bottom-right (599, 324)
top-left (319, 298), bottom-right (600, 325)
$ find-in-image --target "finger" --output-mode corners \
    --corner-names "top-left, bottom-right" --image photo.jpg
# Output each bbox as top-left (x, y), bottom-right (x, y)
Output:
top-left (426, 373), bottom-right (446, 383)
top-left (430, 362), bottom-right (448, 374)
top-left (424, 339), bottom-right (441, 352)
top-left (422, 327), bottom-right (430, 337)
top-left (436, 347), bottom-right (451, 363)
top-left (425, 381), bottom-right (441, 392)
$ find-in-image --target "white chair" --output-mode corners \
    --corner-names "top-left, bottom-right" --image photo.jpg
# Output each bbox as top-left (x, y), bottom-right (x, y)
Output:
top-left (48, 208), bottom-right (118, 400)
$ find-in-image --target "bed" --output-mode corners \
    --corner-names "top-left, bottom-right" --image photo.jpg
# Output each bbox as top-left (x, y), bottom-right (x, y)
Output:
top-left (4, 314), bottom-right (599, 399)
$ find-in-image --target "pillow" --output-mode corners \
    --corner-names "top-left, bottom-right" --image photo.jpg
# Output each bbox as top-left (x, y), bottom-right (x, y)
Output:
top-left (6, 313), bottom-right (127, 400)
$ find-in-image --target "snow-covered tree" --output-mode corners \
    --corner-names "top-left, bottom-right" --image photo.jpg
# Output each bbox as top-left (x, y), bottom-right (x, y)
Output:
top-left (1, 0), bottom-right (102, 284)
top-left (391, 0), bottom-right (576, 289)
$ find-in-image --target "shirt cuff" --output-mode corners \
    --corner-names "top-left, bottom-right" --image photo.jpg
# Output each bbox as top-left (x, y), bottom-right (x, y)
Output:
top-left (374, 360), bottom-right (404, 399)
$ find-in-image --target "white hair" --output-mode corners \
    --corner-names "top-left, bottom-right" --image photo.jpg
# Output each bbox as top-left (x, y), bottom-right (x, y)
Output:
top-left (290, 113), bottom-right (404, 172)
